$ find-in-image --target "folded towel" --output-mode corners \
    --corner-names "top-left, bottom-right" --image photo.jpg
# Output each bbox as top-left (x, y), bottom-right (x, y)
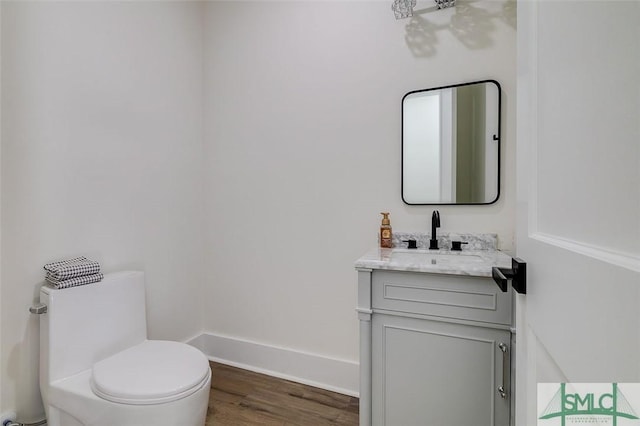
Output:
top-left (45, 272), bottom-right (104, 290)
top-left (44, 256), bottom-right (101, 280)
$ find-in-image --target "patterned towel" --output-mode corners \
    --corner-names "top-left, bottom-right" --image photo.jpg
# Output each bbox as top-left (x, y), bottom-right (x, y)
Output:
top-left (43, 256), bottom-right (101, 280)
top-left (45, 272), bottom-right (104, 289)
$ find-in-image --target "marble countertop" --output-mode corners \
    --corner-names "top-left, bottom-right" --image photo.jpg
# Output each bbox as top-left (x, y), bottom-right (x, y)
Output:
top-left (354, 247), bottom-right (513, 278)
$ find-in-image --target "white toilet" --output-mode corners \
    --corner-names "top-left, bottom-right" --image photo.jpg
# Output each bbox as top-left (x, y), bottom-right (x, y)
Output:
top-left (38, 270), bottom-right (211, 426)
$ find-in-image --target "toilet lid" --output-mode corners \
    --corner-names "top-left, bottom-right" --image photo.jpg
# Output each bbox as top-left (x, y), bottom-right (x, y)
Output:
top-left (91, 340), bottom-right (210, 405)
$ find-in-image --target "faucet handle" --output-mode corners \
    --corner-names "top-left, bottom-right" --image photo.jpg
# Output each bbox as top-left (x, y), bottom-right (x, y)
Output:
top-left (402, 239), bottom-right (417, 249)
top-left (451, 241), bottom-right (469, 251)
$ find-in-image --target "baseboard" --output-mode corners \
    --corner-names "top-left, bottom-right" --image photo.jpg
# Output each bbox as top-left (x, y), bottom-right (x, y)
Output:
top-left (187, 332), bottom-right (359, 397)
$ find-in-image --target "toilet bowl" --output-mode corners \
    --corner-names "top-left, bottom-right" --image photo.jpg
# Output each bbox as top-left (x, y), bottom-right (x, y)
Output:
top-left (38, 271), bottom-right (211, 426)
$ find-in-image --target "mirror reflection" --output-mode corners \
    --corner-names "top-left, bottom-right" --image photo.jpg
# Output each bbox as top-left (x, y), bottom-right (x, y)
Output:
top-left (402, 80), bottom-right (501, 205)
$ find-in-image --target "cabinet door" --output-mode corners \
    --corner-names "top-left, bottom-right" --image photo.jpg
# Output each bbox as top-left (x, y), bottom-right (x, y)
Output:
top-left (372, 314), bottom-right (510, 426)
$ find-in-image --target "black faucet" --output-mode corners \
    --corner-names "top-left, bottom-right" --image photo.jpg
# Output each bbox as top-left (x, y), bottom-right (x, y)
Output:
top-left (429, 210), bottom-right (440, 250)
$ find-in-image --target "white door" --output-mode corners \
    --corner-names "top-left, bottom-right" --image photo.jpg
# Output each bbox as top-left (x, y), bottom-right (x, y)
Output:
top-left (515, 1), bottom-right (640, 424)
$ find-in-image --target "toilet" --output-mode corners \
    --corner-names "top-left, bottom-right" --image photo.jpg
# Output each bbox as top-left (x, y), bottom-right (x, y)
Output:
top-left (38, 270), bottom-right (211, 426)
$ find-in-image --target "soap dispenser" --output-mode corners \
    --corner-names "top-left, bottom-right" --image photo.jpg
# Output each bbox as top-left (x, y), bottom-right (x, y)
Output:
top-left (380, 212), bottom-right (393, 248)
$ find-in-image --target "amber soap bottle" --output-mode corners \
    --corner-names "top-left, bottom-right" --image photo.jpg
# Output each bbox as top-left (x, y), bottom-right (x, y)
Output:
top-left (380, 212), bottom-right (392, 248)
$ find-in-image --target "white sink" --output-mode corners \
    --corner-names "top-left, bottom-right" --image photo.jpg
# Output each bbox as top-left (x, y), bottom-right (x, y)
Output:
top-left (391, 249), bottom-right (484, 264)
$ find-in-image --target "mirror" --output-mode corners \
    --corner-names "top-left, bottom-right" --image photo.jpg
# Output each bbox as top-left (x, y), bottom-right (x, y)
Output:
top-left (402, 80), bottom-right (501, 205)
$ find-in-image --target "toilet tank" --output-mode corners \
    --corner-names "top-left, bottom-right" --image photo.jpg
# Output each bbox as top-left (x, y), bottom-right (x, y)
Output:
top-left (40, 271), bottom-right (148, 383)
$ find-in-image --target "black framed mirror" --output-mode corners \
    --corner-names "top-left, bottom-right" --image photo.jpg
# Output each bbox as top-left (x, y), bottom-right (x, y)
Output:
top-left (401, 80), bottom-right (501, 205)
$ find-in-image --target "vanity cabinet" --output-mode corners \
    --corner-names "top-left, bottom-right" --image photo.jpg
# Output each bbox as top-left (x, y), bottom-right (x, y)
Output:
top-left (357, 269), bottom-right (513, 426)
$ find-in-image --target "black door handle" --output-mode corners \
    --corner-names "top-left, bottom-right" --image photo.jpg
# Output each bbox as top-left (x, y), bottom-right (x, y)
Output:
top-left (492, 258), bottom-right (526, 294)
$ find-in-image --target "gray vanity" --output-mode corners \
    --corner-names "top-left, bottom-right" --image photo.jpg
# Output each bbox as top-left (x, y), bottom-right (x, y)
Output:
top-left (355, 233), bottom-right (514, 426)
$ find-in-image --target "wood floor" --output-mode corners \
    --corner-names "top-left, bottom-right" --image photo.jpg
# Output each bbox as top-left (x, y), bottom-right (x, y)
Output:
top-left (206, 362), bottom-right (359, 426)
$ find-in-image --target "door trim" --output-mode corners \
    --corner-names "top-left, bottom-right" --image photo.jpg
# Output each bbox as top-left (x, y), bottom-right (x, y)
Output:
top-left (532, 232), bottom-right (640, 273)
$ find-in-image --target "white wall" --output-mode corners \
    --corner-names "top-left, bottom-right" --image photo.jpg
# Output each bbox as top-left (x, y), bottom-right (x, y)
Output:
top-left (0, 1), bottom-right (205, 418)
top-left (202, 0), bottom-right (516, 367)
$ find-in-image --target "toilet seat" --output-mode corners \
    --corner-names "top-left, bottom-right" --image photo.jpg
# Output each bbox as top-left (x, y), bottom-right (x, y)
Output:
top-left (90, 340), bottom-right (210, 405)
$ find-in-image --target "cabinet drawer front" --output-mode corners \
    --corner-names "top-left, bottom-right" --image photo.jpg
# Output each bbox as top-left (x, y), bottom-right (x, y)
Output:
top-left (372, 271), bottom-right (511, 325)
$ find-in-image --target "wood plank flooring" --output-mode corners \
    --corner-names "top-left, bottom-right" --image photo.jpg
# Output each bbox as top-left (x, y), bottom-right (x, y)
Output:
top-left (206, 362), bottom-right (359, 426)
